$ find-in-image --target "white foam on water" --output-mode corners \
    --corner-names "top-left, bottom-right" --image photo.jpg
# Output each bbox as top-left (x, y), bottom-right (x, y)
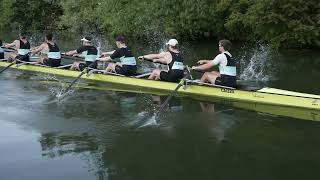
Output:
top-left (239, 45), bottom-right (277, 81)
top-left (127, 111), bottom-right (159, 128)
top-left (127, 111), bottom-right (149, 125)
top-left (42, 74), bottom-right (77, 100)
top-left (138, 114), bottom-right (159, 128)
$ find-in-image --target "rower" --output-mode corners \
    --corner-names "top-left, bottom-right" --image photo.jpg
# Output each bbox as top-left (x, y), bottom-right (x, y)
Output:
top-left (65, 37), bottom-right (98, 71)
top-left (0, 39), bottom-right (4, 59)
top-left (31, 33), bottom-right (61, 67)
top-left (192, 39), bottom-right (237, 88)
top-left (4, 32), bottom-right (31, 63)
top-left (100, 35), bottom-right (137, 76)
top-left (138, 39), bottom-right (184, 82)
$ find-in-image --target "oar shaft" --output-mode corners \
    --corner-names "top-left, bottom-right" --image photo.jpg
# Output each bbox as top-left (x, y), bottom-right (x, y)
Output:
top-left (64, 70), bottom-right (86, 93)
top-left (157, 79), bottom-right (185, 116)
top-left (185, 65), bottom-right (194, 80)
top-left (1, 46), bottom-right (16, 51)
top-left (63, 62), bottom-right (97, 93)
top-left (0, 63), bottom-right (15, 74)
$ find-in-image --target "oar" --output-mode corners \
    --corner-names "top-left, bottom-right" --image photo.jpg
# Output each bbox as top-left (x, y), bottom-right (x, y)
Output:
top-left (0, 62), bottom-right (15, 74)
top-left (61, 53), bottom-right (85, 61)
top-left (0, 53), bottom-right (33, 74)
top-left (1, 46), bottom-right (16, 52)
top-left (55, 64), bottom-right (73, 69)
top-left (156, 78), bottom-right (186, 117)
top-left (63, 62), bottom-right (96, 93)
top-left (185, 65), bottom-right (194, 80)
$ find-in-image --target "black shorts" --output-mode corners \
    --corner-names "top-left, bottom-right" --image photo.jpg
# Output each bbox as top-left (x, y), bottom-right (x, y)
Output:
top-left (115, 65), bottom-right (137, 76)
top-left (0, 53), bottom-right (4, 59)
top-left (79, 61), bottom-right (97, 71)
top-left (160, 70), bottom-right (184, 82)
top-left (43, 58), bottom-right (61, 67)
top-left (16, 54), bottom-right (30, 63)
top-left (215, 75), bottom-right (236, 88)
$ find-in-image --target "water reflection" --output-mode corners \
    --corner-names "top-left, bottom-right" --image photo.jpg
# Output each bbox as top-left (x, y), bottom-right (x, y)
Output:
top-left (36, 94), bottom-right (241, 179)
top-left (1, 77), bottom-right (320, 180)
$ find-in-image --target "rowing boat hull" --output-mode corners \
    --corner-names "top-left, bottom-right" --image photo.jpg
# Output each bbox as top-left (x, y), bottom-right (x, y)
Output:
top-left (0, 61), bottom-right (319, 110)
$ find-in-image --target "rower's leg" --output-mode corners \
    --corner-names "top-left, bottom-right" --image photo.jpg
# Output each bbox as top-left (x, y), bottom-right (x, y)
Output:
top-left (200, 72), bottom-right (218, 84)
top-left (70, 62), bottom-right (80, 70)
top-left (211, 71), bottom-right (220, 77)
top-left (148, 69), bottom-right (161, 80)
top-left (7, 53), bottom-right (17, 62)
top-left (36, 57), bottom-right (45, 64)
top-left (106, 63), bottom-right (116, 72)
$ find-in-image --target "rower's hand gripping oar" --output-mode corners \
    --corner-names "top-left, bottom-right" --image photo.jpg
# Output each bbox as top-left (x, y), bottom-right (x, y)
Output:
top-left (185, 65), bottom-right (194, 80)
top-left (63, 62), bottom-right (96, 93)
top-left (156, 78), bottom-right (186, 117)
top-left (0, 52), bottom-right (32, 74)
top-left (1, 46), bottom-right (17, 53)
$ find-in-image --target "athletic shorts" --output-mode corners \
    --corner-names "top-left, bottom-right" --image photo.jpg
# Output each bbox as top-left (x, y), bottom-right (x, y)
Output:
top-left (43, 58), bottom-right (61, 67)
top-left (115, 65), bottom-right (137, 76)
top-left (0, 53), bottom-right (4, 59)
top-left (16, 55), bottom-right (30, 63)
top-left (215, 75), bottom-right (236, 88)
top-left (160, 70), bottom-right (184, 82)
top-left (79, 61), bottom-right (97, 71)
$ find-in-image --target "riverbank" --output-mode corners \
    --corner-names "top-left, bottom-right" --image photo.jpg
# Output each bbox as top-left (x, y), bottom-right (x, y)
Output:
top-left (1, 0), bottom-right (319, 49)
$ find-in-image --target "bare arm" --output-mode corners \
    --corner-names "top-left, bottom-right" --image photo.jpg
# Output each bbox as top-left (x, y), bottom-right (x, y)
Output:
top-left (138, 52), bottom-right (169, 64)
top-left (101, 50), bottom-right (115, 56)
top-left (197, 60), bottom-right (211, 64)
top-left (31, 43), bottom-right (46, 55)
top-left (97, 56), bottom-right (112, 62)
top-left (65, 50), bottom-right (78, 56)
top-left (192, 60), bottom-right (214, 71)
top-left (4, 40), bottom-right (19, 49)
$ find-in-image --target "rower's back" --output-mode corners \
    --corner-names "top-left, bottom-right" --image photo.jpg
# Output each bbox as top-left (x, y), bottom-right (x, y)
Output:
top-left (159, 40), bottom-right (185, 83)
top-left (217, 52), bottom-right (237, 88)
top-left (167, 50), bottom-right (184, 78)
top-left (214, 40), bottom-right (237, 88)
top-left (16, 33), bottom-right (31, 62)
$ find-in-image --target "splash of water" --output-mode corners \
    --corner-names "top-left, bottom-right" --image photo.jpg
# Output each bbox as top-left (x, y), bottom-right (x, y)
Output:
top-left (239, 45), bottom-right (277, 81)
top-left (126, 95), bottom-right (162, 128)
top-left (42, 74), bottom-right (76, 99)
top-left (138, 114), bottom-right (158, 128)
top-left (126, 111), bottom-right (159, 128)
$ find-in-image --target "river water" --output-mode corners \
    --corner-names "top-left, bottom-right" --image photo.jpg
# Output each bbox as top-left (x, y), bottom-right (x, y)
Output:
top-left (0, 32), bottom-right (320, 180)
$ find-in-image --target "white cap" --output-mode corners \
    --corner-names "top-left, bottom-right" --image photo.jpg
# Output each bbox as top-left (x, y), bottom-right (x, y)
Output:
top-left (80, 37), bottom-right (92, 42)
top-left (166, 39), bottom-right (178, 46)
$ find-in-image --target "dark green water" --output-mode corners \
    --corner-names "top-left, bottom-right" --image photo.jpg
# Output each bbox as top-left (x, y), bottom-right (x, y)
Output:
top-left (1, 32), bottom-right (320, 180)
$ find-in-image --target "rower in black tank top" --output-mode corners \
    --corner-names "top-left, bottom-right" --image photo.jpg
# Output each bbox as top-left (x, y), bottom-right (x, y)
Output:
top-left (16, 39), bottom-right (31, 62)
top-left (160, 51), bottom-right (184, 82)
top-left (111, 47), bottom-right (137, 76)
top-left (215, 53), bottom-right (237, 88)
top-left (43, 42), bottom-right (61, 67)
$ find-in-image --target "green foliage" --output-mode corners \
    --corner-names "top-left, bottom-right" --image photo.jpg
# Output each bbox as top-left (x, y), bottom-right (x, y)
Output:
top-left (0, 0), bottom-right (13, 32)
top-left (0, 0), bottom-right (63, 31)
top-left (59, 0), bottom-right (101, 32)
top-left (242, 0), bottom-right (320, 48)
top-left (1, 0), bottom-right (319, 48)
